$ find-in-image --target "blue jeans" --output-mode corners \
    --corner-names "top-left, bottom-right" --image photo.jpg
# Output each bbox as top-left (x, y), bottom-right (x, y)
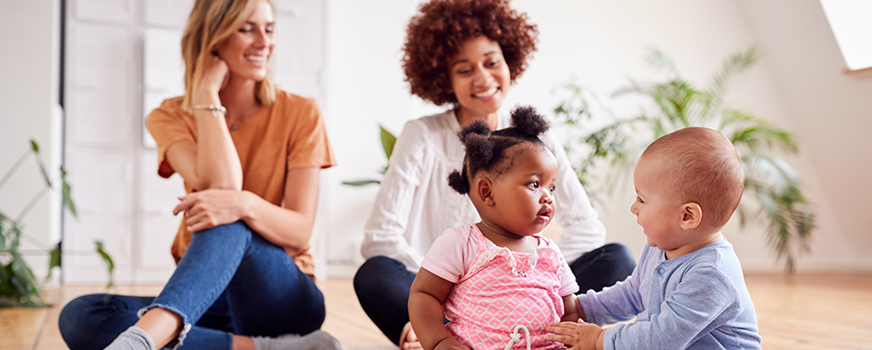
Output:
top-left (59, 221), bottom-right (326, 350)
top-left (353, 243), bottom-right (636, 345)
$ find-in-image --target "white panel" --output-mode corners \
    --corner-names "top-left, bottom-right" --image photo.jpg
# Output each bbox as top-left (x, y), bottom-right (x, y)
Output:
top-left (69, 22), bottom-right (133, 147)
top-left (74, 0), bottom-right (135, 24)
top-left (272, 0), bottom-right (324, 98)
top-left (144, 0), bottom-right (194, 29)
top-left (143, 27), bottom-right (185, 148)
top-left (63, 147), bottom-right (133, 284)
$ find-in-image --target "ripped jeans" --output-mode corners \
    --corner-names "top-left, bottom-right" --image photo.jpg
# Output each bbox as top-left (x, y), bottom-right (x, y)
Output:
top-left (58, 221), bottom-right (325, 350)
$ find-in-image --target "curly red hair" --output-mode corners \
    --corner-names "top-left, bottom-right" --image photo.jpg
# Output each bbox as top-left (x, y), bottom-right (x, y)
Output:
top-left (402, 0), bottom-right (538, 106)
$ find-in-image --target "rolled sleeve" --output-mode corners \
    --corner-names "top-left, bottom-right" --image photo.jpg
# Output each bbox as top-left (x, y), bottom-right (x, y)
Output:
top-left (145, 101), bottom-right (195, 178)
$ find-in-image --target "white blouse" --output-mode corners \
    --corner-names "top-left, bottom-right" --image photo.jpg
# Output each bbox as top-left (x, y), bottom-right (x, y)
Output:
top-left (360, 110), bottom-right (607, 272)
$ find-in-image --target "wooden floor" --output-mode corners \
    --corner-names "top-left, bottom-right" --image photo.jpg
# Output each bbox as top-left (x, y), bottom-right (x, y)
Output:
top-left (1, 274), bottom-right (871, 350)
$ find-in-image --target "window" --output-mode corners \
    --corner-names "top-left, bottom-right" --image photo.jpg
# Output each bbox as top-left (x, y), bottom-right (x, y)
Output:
top-left (820, 0), bottom-right (872, 71)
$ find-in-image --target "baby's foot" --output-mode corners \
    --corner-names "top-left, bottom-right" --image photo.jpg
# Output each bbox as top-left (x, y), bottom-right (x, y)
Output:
top-left (400, 322), bottom-right (423, 350)
top-left (252, 330), bottom-right (341, 350)
top-left (103, 326), bottom-right (155, 350)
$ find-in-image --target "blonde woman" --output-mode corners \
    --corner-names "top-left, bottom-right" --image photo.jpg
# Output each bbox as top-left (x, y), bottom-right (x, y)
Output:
top-left (58, 0), bottom-right (339, 349)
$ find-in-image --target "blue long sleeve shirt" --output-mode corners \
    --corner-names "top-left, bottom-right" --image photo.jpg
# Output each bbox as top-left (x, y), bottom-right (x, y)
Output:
top-left (578, 240), bottom-right (762, 350)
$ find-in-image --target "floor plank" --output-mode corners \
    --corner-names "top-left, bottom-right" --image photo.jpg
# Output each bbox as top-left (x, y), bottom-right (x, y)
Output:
top-left (1, 274), bottom-right (870, 350)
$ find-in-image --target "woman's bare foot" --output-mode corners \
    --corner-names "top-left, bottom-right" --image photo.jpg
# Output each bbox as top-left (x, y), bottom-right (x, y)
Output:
top-left (400, 322), bottom-right (423, 350)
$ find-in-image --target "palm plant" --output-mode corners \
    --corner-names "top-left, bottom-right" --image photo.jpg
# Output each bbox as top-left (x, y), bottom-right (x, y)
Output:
top-left (554, 47), bottom-right (814, 272)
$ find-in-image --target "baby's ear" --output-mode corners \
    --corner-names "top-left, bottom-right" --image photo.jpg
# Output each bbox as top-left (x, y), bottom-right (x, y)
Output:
top-left (474, 177), bottom-right (495, 206)
top-left (680, 202), bottom-right (702, 230)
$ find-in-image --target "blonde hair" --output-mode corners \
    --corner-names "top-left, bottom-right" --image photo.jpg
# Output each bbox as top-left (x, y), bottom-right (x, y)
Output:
top-left (180, 0), bottom-right (276, 112)
top-left (641, 127), bottom-right (745, 229)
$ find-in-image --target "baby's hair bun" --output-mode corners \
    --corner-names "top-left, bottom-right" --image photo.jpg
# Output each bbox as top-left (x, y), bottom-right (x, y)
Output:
top-left (510, 105), bottom-right (549, 138)
top-left (458, 120), bottom-right (495, 170)
top-left (447, 170), bottom-right (469, 194)
top-left (458, 119), bottom-right (491, 143)
top-left (464, 133), bottom-right (494, 170)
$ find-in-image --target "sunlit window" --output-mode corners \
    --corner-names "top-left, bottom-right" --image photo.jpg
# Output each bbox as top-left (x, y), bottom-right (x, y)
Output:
top-left (820, 0), bottom-right (872, 71)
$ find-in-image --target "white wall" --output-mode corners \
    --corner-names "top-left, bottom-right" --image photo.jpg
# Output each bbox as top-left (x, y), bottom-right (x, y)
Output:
top-left (735, 0), bottom-right (872, 271)
top-left (4, 0), bottom-right (870, 278)
top-left (323, 0), bottom-right (872, 272)
top-left (324, 0), bottom-right (444, 265)
top-left (0, 0), bottom-right (62, 278)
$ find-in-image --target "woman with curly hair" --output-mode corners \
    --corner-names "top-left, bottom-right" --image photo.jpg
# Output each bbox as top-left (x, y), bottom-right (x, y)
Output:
top-left (354, 0), bottom-right (636, 349)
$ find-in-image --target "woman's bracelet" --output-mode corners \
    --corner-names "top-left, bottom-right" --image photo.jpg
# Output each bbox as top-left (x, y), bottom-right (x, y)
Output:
top-left (192, 104), bottom-right (227, 118)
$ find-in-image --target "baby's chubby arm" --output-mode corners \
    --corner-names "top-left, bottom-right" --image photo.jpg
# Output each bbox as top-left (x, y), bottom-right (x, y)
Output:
top-left (561, 294), bottom-right (581, 322)
top-left (409, 268), bottom-right (470, 350)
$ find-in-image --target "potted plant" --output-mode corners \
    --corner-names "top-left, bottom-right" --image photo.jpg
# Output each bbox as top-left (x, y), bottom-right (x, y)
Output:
top-left (342, 125), bottom-right (397, 186)
top-left (1, 140), bottom-right (114, 307)
top-left (554, 47), bottom-right (814, 272)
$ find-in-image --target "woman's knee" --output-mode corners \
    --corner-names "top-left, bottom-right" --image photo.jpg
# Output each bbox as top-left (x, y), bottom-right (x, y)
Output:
top-left (59, 294), bottom-right (117, 349)
top-left (201, 220), bottom-right (253, 238)
top-left (602, 243), bottom-right (636, 271)
top-left (188, 221), bottom-right (255, 252)
top-left (353, 256), bottom-right (398, 294)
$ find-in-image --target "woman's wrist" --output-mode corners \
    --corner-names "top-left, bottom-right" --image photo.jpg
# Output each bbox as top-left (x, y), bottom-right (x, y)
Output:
top-left (238, 190), bottom-right (259, 222)
top-left (191, 90), bottom-right (221, 107)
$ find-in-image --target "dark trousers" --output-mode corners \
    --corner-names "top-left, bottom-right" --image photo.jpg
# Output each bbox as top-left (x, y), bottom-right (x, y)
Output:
top-left (59, 222), bottom-right (326, 350)
top-left (353, 243), bottom-right (636, 345)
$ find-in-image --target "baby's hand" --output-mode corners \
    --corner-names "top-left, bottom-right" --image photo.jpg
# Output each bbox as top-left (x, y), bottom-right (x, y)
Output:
top-left (545, 320), bottom-right (604, 350)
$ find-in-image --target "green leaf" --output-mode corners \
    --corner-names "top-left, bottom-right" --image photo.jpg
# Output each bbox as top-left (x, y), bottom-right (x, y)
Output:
top-left (0, 213), bottom-right (7, 250)
top-left (61, 168), bottom-right (78, 218)
top-left (0, 263), bottom-right (15, 298)
top-left (10, 251), bottom-right (39, 299)
top-left (646, 49), bottom-right (680, 77)
top-left (341, 180), bottom-right (381, 186)
top-left (742, 153), bottom-right (800, 187)
top-left (612, 79), bottom-right (656, 98)
top-left (29, 140), bottom-right (52, 188)
top-left (36, 158), bottom-right (52, 188)
top-left (46, 245), bottom-right (61, 281)
top-left (95, 241), bottom-right (115, 289)
top-left (9, 222), bottom-right (21, 251)
top-left (379, 125), bottom-right (397, 159)
top-left (730, 124), bottom-right (798, 154)
top-left (708, 46), bottom-right (759, 96)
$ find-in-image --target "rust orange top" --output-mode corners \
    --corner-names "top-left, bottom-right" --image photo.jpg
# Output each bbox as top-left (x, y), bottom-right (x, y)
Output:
top-left (145, 90), bottom-right (336, 278)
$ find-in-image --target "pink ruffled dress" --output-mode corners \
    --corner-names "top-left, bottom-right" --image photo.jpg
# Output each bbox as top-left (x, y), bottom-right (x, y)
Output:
top-left (443, 226), bottom-right (568, 350)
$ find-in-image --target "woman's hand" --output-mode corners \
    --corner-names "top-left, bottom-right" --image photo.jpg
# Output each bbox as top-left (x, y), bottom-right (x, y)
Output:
top-left (173, 189), bottom-right (255, 233)
top-left (191, 53), bottom-right (230, 103)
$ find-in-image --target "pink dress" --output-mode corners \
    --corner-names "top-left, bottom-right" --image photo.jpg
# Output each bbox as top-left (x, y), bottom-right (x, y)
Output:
top-left (440, 225), bottom-right (572, 350)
